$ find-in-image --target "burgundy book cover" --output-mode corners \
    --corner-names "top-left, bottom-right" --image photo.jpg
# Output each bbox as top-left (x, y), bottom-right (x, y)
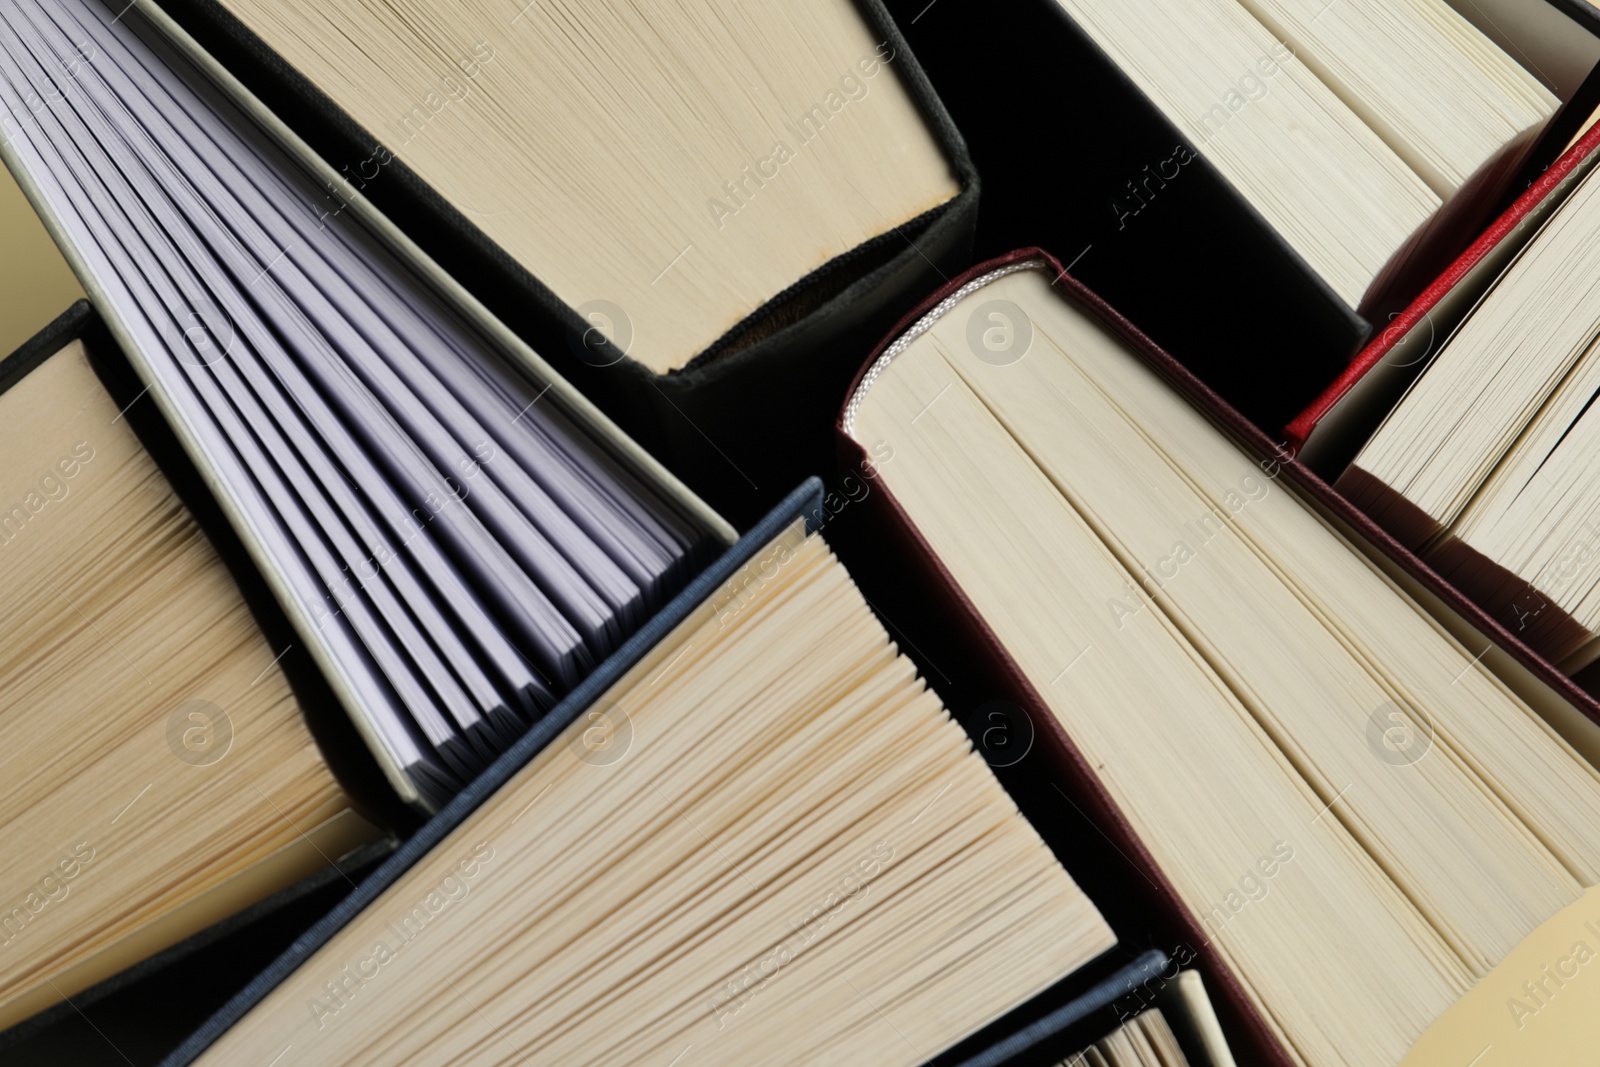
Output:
top-left (834, 247), bottom-right (1600, 1067)
top-left (1286, 120), bottom-right (1600, 456)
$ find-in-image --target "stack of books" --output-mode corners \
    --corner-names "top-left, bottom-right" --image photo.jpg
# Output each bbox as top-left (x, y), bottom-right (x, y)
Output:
top-left (3, 0), bottom-right (1600, 1064)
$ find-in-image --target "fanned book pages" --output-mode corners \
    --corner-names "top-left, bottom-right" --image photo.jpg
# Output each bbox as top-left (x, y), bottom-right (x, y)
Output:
top-left (0, 335), bottom-right (378, 1030)
top-left (0, 0), bottom-right (724, 810)
top-left (186, 525), bottom-right (1117, 1067)
top-left (1049, 0), bottom-right (1555, 312)
top-left (177, 0), bottom-right (961, 373)
top-left (842, 259), bottom-right (1600, 1066)
top-left (1341, 159), bottom-right (1600, 673)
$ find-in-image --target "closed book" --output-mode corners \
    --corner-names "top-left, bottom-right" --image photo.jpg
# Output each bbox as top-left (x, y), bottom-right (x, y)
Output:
top-left (0, 302), bottom-right (395, 1041)
top-left (834, 247), bottom-right (1600, 1066)
top-left (887, 0), bottom-right (1599, 441)
top-left (141, 0), bottom-right (979, 525)
top-left (158, 481), bottom-right (1151, 1067)
top-left (0, 0), bottom-right (735, 812)
top-left (1287, 122), bottom-right (1600, 473)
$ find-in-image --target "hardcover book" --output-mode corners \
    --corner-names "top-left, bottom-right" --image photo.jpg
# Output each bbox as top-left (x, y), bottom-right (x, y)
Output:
top-left (885, 0), bottom-right (1600, 441)
top-left (836, 249), bottom-right (1600, 1066)
top-left (0, 304), bottom-right (388, 1035)
top-left (142, 0), bottom-right (981, 524)
top-left (0, 0), bottom-right (733, 812)
top-left (158, 484), bottom-right (1162, 1067)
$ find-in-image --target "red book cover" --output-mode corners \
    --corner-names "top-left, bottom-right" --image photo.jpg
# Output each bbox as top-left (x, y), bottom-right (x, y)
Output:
top-left (835, 246), bottom-right (1600, 1066)
top-left (1286, 121), bottom-right (1600, 464)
